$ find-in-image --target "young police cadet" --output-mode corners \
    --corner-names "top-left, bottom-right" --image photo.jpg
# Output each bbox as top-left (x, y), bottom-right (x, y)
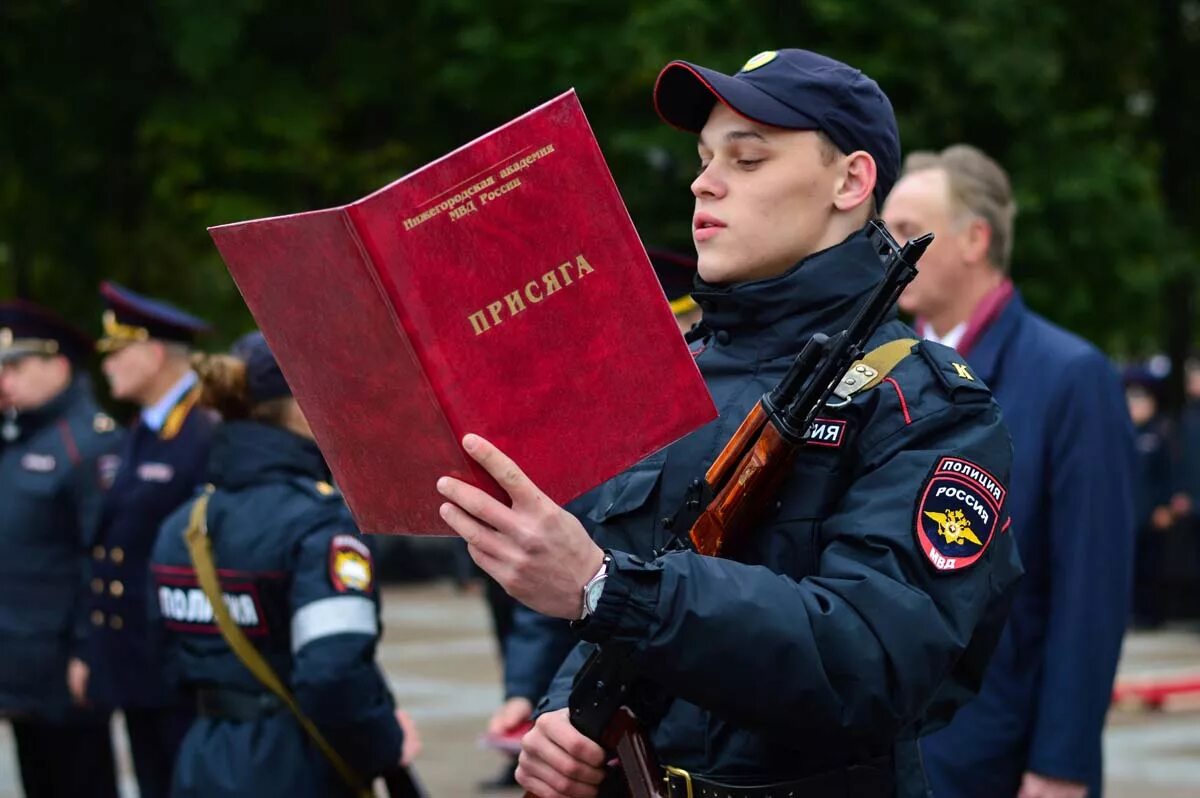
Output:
top-left (79, 282), bottom-right (218, 798)
top-left (436, 50), bottom-right (1024, 798)
top-left (0, 302), bottom-right (122, 798)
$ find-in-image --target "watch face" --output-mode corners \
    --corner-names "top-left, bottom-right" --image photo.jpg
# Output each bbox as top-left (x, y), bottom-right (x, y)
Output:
top-left (585, 576), bottom-right (607, 614)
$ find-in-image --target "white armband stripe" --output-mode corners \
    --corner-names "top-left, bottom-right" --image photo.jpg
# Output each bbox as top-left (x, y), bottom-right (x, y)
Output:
top-left (291, 595), bottom-right (378, 653)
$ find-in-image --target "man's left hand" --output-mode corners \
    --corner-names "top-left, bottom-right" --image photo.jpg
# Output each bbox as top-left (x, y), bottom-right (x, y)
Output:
top-left (1017, 772), bottom-right (1087, 798)
top-left (437, 434), bottom-right (604, 620)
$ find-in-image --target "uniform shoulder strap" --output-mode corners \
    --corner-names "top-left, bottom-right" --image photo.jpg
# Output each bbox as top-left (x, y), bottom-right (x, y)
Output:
top-left (183, 487), bottom-right (373, 798)
top-left (831, 338), bottom-right (919, 402)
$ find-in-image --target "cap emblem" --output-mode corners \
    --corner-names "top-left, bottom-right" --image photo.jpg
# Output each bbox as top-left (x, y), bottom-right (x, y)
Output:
top-left (740, 51), bottom-right (778, 72)
top-left (98, 310), bottom-right (150, 352)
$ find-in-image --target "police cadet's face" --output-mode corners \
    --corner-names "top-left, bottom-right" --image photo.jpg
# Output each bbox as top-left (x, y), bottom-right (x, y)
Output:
top-left (0, 355), bottom-right (71, 411)
top-left (1126, 387), bottom-right (1157, 426)
top-left (881, 169), bottom-right (972, 320)
top-left (102, 341), bottom-right (162, 402)
top-left (691, 103), bottom-right (843, 284)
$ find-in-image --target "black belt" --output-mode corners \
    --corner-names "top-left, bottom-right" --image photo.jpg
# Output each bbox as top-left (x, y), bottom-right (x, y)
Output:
top-left (195, 686), bottom-right (284, 721)
top-left (661, 758), bottom-right (893, 798)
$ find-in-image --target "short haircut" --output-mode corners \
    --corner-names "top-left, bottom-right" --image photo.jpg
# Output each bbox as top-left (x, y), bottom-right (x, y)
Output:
top-left (903, 144), bottom-right (1017, 271)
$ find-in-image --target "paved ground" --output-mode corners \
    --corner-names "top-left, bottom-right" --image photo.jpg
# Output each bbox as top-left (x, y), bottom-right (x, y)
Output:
top-left (2, 582), bottom-right (1199, 796)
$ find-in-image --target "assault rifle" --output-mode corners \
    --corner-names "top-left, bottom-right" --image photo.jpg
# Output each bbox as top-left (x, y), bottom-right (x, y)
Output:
top-left (524, 221), bottom-right (932, 797)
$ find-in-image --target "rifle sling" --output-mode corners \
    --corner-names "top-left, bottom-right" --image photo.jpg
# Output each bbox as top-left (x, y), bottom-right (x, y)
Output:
top-left (183, 486), bottom-right (373, 798)
top-left (831, 338), bottom-right (919, 401)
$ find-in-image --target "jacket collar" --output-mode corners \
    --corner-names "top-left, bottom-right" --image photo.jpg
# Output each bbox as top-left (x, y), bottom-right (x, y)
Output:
top-left (208, 420), bottom-right (330, 490)
top-left (964, 290), bottom-right (1026, 385)
top-left (690, 227), bottom-right (894, 361)
top-left (8, 377), bottom-right (87, 440)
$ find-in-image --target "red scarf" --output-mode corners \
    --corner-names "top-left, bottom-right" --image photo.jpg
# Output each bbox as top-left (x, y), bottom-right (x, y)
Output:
top-left (916, 278), bottom-right (1014, 357)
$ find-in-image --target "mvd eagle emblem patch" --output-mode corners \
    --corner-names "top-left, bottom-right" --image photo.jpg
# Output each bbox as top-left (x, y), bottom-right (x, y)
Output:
top-left (915, 456), bottom-right (1006, 573)
top-left (329, 534), bottom-right (374, 593)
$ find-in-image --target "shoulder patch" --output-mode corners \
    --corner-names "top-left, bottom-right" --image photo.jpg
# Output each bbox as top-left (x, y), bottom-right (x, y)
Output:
top-left (94, 413), bottom-right (116, 433)
top-left (804, 417), bottom-right (847, 448)
top-left (329, 534), bottom-right (373, 593)
top-left (290, 476), bottom-right (342, 502)
top-left (915, 456), bottom-right (1006, 573)
top-left (916, 342), bottom-right (992, 399)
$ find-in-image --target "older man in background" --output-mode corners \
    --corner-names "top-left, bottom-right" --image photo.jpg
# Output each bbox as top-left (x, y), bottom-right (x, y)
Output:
top-left (882, 144), bottom-right (1137, 798)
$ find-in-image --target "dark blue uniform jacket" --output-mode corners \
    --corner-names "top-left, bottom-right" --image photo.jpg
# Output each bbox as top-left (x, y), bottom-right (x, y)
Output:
top-left (0, 378), bottom-right (122, 719)
top-left (1178, 402), bottom-right (1200, 508)
top-left (150, 420), bottom-right (403, 798)
top-left (921, 294), bottom-right (1136, 797)
top-left (542, 230), bottom-right (1023, 796)
top-left (86, 383), bottom-right (216, 709)
top-left (1132, 415), bottom-right (1174, 529)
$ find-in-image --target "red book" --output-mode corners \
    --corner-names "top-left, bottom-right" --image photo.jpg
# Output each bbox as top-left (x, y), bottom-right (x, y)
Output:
top-left (209, 91), bottom-right (716, 535)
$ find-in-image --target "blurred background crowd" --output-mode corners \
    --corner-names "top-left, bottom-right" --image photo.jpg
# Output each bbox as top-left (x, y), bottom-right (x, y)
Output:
top-left (2, 2), bottom-right (1199, 797)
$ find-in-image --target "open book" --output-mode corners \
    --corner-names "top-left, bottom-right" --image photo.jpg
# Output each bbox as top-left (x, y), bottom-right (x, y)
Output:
top-left (209, 91), bottom-right (716, 534)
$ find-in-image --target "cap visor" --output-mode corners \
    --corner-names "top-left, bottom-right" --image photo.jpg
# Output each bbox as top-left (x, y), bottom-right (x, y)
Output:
top-left (653, 61), bottom-right (821, 133)
top-left (0, 346), bottom-right (36, 364)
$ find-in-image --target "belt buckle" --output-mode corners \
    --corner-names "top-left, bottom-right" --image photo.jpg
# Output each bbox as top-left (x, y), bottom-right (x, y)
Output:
top-left (663, 765), bottom-right (693, 798)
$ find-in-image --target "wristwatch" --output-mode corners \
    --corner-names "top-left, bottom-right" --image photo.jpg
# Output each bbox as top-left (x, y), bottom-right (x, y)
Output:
top-left (580, 554), bottom-right (612, 620)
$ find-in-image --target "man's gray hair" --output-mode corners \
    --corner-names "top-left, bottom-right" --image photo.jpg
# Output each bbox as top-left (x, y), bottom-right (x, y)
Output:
top-left (903, 144), bottom-right (1017, 271)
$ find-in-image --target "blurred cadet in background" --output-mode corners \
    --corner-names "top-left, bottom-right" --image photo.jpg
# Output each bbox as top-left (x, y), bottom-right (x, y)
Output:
top-left (1174, 356), bottom-right (1200, 537)
top-left (0, 301), bottom-right (122, 798)
top-left (883, 144), bottom-right (1136, 798)
top-left (80, 282), bottom-right (217, 798)
top-left (150, 332), bottom-right (420, 797)
top-left (648, 247), bottom-right (704, 334)
top-left (1124, 365), bottom-right (1176, 629)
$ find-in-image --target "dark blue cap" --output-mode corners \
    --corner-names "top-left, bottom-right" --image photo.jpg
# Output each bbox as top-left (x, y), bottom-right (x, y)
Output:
top-left (0, 300), bottom-right (93, 365)
top-left (654, 49), bottom-right (901, 205)
top-left (98, 281), bottom-right (211, 352)
top-left (232, 331), bottom-right (291, 404)
top-left (1122, 364), bottom-right (1162, 392)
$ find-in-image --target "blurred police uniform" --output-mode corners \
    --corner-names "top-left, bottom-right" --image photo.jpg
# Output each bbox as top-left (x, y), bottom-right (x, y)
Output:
top-left (535, 51), bottom-right (1023, 797)
top-left (0, 302), bottom-right (121, 798)
top-left (85, 282), bottom-right (217, 798)
top-left (1125, 367), bottom-right (1177, 628)
top-left (150, 333), bottom-right (413, 797)
top-left (1179, 356), bottom-right (1200, 566)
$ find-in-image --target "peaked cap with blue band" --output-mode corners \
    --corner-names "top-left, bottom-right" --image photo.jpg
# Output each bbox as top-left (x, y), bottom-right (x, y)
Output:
top-left (98, 281), bottom-right (211, 352)
top-left (653, 49), bottom-right (901, 205)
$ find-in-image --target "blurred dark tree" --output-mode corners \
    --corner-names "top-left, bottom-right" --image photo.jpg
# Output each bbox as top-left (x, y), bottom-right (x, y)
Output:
top-left (0, 0), bottom-right (1195, 364)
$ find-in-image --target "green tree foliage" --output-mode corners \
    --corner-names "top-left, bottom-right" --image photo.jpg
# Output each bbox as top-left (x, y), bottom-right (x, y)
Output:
top-left (1, 0), bottom-right (1195, 357)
